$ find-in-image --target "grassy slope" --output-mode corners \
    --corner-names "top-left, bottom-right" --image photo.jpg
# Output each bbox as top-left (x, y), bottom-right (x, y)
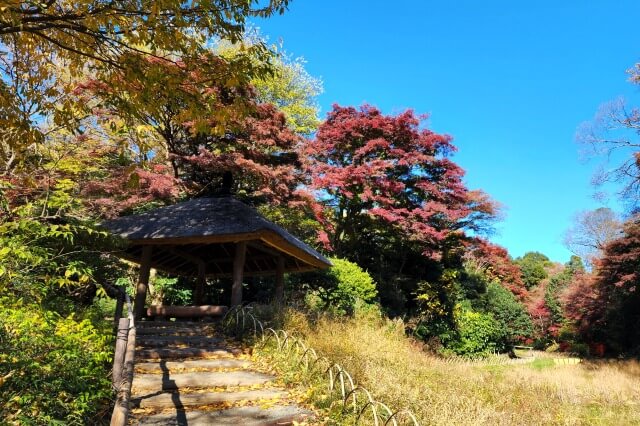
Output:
top-left (269, 310), bottom-right (640, 425)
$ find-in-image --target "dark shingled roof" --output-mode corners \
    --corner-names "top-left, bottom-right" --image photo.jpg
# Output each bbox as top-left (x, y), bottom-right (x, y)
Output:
top-left (102, 197), bottom-right (331, 276)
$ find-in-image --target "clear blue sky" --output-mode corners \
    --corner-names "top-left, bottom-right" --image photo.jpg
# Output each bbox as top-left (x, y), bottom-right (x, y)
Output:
top-left (254, 1), bottom-right (640, 262)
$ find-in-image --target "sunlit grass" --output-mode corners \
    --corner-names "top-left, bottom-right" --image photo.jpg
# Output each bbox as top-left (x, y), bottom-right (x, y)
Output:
top-left (254, 307), bottom-right (640, 425)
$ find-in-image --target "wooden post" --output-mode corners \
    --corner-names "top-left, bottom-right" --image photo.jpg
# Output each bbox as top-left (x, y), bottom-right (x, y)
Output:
top-left (231, 241), bottom-right (247, 307)
top-left (134, 246), bottom-right (152, 321)
top-left (113, 285), bottom-right (125, 332)
top-left (275, 256), bottom-right (285, 304)
top-left (110, 318), bottom-right (136, 426)
top-left (194, 261), bottom-right (206, 305)
top-left (112, 317), bottom-right (129, 388)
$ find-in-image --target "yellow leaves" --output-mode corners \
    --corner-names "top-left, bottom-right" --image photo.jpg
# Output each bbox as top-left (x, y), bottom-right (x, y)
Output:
top-left (225, 76), bottom-right (240, 88)
top-left (135, 124), bottom-right (152, 135)
top-left (126, 170), bottom-right (141, 189)
top-left (0, 371), bottom-right (14, 388)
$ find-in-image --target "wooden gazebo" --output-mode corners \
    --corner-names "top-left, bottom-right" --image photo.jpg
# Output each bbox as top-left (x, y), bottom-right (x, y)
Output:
top-left (103, 196), bottom-right (331, 319)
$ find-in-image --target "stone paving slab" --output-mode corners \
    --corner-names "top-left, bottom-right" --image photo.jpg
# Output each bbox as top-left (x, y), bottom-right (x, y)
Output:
top-left (132, 389), bottom-right (288, 409)
top-left (132, 371), bottom-right (275, 392)
top-left (135, 359), bottom-right (252, 374)
top-left (136, 327), bottom-right (216, 336)
top-left (137, 347), bottom-right (242, 361)
top-left (136, 404), bottom-right (313, 426)
top-left (136, 336), bottom-right (224, 347)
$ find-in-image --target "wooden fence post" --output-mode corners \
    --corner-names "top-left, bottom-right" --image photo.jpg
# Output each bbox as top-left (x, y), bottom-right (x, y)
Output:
top-left (112, 318), bottom-right (129, 389)
top-left (110, 319), bottom-right (136, 426)
top-left (113, 286), bottom-right (125, 332)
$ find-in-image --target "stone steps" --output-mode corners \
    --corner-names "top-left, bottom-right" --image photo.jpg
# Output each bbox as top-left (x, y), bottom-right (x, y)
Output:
top-left (132, 389), bottom-right (288, 409)
top-left (136, 405), bottom-right (312, 426)
top-left (135, 359), bottom-right (252, 374)
top-left (136, 336), bottom-right (224, 348)
top-left (137, 347), bottom-right (242, 361)
top-left (132, 371), bottom-right (275, 392)
top-left (130, 323), bottom-right (312, 425)
top-left (136, 327), bottom-right (217, 336)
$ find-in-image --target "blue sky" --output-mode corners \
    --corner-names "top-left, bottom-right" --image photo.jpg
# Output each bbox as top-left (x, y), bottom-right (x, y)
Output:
top-left (254, 1), bottom-right (640, 262)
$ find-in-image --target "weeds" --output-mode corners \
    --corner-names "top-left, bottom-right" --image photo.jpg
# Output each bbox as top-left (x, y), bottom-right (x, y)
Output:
top-left (252, 307), bottom-right (640, 425)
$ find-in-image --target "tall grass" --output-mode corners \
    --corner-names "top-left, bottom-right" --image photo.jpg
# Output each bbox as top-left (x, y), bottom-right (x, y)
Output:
top-left (258, 307), bottom-right (640, 425)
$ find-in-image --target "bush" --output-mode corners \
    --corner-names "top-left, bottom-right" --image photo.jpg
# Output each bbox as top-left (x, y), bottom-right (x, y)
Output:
top-left (291, 257), bottom-right (377, 315)
top-left (150, 276), bottom-right (193, 305)
top-left (0, 302), bottom-right (113, 424)
top-left (440, 306), bottom-right (503, 356)
top-left (474, 281), bottom-right (533, 349)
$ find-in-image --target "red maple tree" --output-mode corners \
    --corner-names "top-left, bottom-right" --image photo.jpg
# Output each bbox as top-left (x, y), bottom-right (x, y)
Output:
top-left (304, 104), bottom-right (498, 256)
top-left (562, 219), bottom-right (640, 353)
top-left (467, 239), bottom-right (528, 299)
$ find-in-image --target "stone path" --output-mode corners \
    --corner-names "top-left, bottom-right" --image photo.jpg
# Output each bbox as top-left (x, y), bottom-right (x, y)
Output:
top-left (129, 321), bottom-right (312, 425)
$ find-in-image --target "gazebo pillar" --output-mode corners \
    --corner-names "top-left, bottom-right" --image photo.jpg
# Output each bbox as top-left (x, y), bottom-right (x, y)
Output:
top-left (194, 261), bottom-right (206, 305)
top-left (134, 246), bottom-right (153, 320)
top-left (275, 256), bottom-right (285, 304)
top-left (231, 241), bottom-right (247, 306)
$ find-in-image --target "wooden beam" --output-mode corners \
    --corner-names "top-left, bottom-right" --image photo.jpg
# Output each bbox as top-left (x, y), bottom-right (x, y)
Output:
top-left (129, 232), bottom-right (263, 246)
top-left (220, 243), bottom-right (232, 257)
top-left (231, 241), bottom-right (247, 307)
top-left (147, 305), bottom-right (228, 318)
top-left (166, 246), bottom-right (204, 265)
top-left (134, 246), bottom-right (152, 320)
top-left (210, 260), bottom-right (224, 274)
top-left (247, 240), bottom-right (282, 258)
top-left (126, 230), bottom-right (330, 270)
top-left (275, 256), bottom-right (285, 304)
top-left (260, 232), bottom-right (331, 269)
top-left (204, 265), bottom-right (317, 279)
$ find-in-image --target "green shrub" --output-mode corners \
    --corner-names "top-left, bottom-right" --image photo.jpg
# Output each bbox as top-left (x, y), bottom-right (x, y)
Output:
top-left (474, 281), bottom-right (533, 349)
top-left (441, 306), bottom-right (502, 356)
top-left (292, 257), bottom-right (377, 315)
top-left (0, 302), bottom-right (113, 424)
top-left (151, 276), bottom-right (193, 305)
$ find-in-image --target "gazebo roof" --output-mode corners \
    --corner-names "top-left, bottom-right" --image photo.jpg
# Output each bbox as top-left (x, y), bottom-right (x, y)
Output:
top-left (102, 197), bottom-right (331, 277)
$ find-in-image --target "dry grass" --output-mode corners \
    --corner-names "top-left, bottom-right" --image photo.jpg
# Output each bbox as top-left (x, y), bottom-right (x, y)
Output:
top-left (271, 309), bottom-right (640, 426)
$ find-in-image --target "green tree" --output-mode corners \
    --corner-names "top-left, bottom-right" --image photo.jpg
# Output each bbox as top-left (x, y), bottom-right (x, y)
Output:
top-left (565, 255), bottom-right (585, 275)
top-left (474, 281), bottom-right (533, 347)
top-left (250, 49), bottom-right (322, 135)
top-left (515, 251), bottom-right (551, 289)
top-left (1, 0), bottom-right (290, 169)
top-left (217, 32), bottom-right (323, 136)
